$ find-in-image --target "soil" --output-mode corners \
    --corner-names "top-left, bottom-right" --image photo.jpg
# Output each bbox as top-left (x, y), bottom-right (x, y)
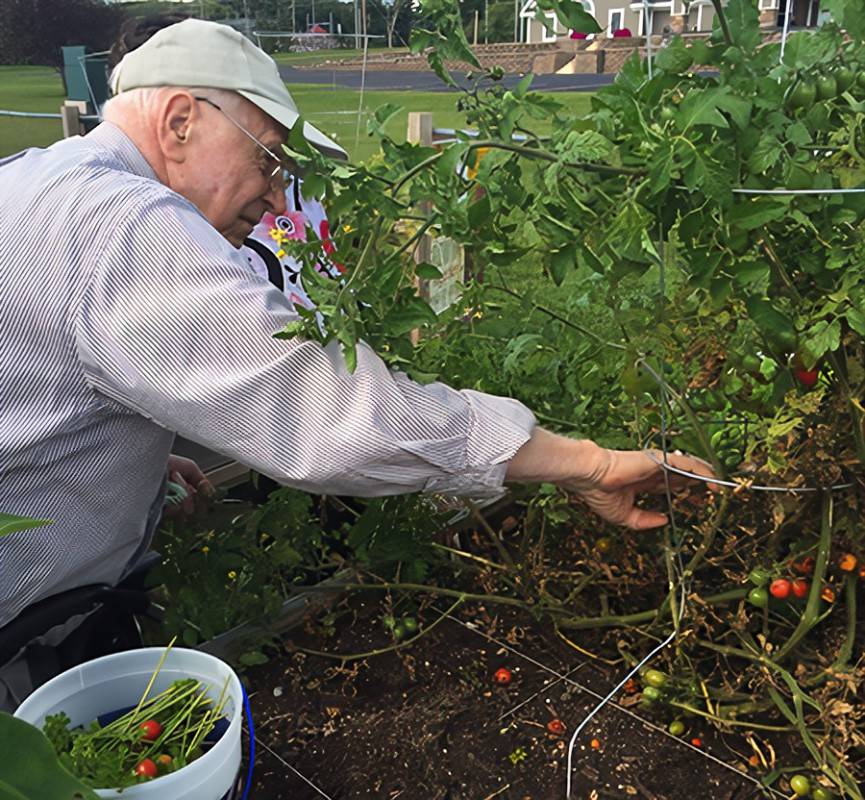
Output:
top-left (242, 595), bottom-right (771, 800)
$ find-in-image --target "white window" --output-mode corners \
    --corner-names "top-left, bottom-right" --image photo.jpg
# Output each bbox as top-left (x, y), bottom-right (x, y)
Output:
top-left (758, 0), bottom-right (778, 9)
top-left (542, 11), bottom-right (558, 42)
top-left (608, 8), bottom-right (625, 35)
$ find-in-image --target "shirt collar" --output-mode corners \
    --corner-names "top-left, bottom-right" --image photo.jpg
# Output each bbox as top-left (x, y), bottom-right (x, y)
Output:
top-left (85, 121), bottom-right (158, 182)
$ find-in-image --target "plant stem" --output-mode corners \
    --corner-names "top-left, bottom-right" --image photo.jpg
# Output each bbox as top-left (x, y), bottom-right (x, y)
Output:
top-left (487, 284), bottom-right (627, 351)
top-left (773, 492), bottom-right (833, 661)
top-left (430, 541), bottom-right (508, 570)
top-left (467, 500), bottom-right (518, 574)
top-left (667, 700), bottom-right (794, 732)
top-left (296, 595), bottom-right (464, 661)
top-left (709, 0), bottom-right (733, 46)
top-left (556, 587), bottom-right (748, 630)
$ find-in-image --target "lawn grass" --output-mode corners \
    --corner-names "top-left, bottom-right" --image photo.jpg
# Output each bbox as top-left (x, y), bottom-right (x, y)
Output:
top-left (0, 66), bottom-right (66, 156)
top-left (0, 65), bottom-right (594, 163)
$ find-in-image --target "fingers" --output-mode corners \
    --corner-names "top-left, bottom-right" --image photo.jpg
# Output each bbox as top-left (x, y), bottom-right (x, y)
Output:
top-left (644, 450), bottom-right (720, 493)
top-left (625, 508), bottom-right (669, 530)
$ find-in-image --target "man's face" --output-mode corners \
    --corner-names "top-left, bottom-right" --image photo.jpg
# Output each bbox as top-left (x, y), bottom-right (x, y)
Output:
top-left (175, 94), bottom-right (288, 247)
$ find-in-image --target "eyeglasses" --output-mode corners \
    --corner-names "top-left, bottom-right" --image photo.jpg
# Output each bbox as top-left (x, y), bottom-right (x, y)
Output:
top-left (193, 95), bottom-right (285, 190)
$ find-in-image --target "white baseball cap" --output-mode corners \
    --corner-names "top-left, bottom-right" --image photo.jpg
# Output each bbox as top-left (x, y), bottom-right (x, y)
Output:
top-left (111, 18), bottom-right (347, 160)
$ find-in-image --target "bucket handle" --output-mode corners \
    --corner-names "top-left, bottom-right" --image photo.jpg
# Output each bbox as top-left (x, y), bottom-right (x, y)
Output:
top-left (240, 684), bottom-right (255, 800)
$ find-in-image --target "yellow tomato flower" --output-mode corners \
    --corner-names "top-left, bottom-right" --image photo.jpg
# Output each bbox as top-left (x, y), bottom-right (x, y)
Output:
top-left (227, 570), bottom-right (237, 580)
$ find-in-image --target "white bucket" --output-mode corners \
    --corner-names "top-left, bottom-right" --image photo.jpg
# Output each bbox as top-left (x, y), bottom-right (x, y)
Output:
top-left (14, 647), bottom-right (242, 800)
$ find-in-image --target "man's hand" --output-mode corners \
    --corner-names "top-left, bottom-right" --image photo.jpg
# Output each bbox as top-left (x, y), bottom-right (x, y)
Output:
top-left (559, 447), bottom-right (716, 530)
top-left (164, 455), bottom-right (214, 517)
top-left (506, 429), bottom-right (716, 530)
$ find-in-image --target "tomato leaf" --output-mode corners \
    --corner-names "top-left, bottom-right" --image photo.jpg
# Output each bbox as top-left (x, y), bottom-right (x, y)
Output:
top-left (727, 197), bottom-right (789, 230)
top-left (800, 319), bottom-right (841, 365)
top-left (549, 244), bottom-right (576, 285)
top-left (655, 37), bottom-right (693, 73)
top-left (415, 262), bottom-right (444, 280)
top-left (679, 87), bottom-right (732, 131)
top-left (724, 0), bottom-right (762, 52)
top-left (535, 0), bottom-right (601, 34)
top-left (0, 513), bottom-right (51, 538)
top-left (748, 131), bottom-right (782, 173)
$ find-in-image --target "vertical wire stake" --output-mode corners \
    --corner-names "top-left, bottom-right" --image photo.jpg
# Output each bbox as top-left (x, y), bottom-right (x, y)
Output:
top-left (565, 240), bottom-right (688, 799)
top-left (780, 0), bottom-right (795, 62)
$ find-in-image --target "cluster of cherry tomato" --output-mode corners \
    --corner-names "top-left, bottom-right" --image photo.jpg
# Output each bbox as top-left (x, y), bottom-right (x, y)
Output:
top-left (788, 773), bottom-right (836, 799)
top-left (132, 720), bottom-right (173, 780)
top-left (785, 66), bottom-right (864, 111)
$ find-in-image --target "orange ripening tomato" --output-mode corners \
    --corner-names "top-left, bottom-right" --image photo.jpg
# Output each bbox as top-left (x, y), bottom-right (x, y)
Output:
top-left (547, 718), bottom-right (566, 735)
top-left (839, 553), bottom-right (858, 572)
top-left (821, 586), bottom-right (836, 603)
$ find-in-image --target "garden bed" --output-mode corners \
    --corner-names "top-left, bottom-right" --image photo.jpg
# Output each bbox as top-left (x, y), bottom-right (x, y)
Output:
top-left (242, 593), bottom-right (772, 800)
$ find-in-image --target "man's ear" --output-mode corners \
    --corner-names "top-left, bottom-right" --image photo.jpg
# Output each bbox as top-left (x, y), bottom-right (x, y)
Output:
top-left (157, 91), bottom-right (196, 163)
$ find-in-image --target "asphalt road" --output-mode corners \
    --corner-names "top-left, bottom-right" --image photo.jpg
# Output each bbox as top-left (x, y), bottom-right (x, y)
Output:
top-left (279, 65), bottom-right (615, 92)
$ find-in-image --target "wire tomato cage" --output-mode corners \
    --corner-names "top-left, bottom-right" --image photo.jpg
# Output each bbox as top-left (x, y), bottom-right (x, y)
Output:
top-left (560, 8), bottom-right (865, 794)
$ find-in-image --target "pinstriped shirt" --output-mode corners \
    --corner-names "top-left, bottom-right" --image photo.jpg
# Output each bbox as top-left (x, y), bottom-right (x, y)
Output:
top-left (0, 123), bottom-right (535, 627)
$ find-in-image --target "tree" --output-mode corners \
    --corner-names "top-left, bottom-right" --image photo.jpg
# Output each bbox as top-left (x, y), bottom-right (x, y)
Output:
top-left (0, 0), bottom-right (126, 67)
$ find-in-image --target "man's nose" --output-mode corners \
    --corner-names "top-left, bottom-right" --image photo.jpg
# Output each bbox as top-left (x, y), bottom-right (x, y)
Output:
top-left (265, 178), bottom-right (287, 216)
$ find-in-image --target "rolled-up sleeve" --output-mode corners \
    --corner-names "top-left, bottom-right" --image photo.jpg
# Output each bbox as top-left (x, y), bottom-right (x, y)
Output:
top-left (74, 188), bottom-right (535, 497)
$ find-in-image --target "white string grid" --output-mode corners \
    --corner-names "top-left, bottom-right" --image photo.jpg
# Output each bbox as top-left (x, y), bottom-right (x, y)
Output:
top-left (439, 610), bottom-right (789, 800)
top-left (254, 736), bottom-right (336, 799)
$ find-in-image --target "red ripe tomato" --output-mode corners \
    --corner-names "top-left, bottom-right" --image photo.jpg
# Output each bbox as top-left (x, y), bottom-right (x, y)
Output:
top-left (791, 579), bottom-right (809, 599)
top-left (770, 578), bottom-right (791, 600)
top-left (494, 667), bottom-right (512, 685)
top-left (139, 719), bottom-right (162, 741)
top-left (793, 367), bottom-right (819, 388)
top-left (547, 718), bottom-right (566, 735)
top-left (691, 737), bottom-right (703, 748)
top-left (134, 758), bottom-right (158, 778)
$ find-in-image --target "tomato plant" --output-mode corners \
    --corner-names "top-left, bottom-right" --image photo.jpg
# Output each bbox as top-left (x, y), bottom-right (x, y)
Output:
top-left (150, 1), bottom-right (865, 795)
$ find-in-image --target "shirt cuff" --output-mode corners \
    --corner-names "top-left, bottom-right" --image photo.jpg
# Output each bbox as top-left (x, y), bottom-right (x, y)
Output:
top-left (421, 389), bottom-right (536, 497)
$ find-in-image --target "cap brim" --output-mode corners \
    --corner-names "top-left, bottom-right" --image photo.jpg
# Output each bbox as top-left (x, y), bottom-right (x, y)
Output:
top-left (238, 90), bottom-right (348, 161)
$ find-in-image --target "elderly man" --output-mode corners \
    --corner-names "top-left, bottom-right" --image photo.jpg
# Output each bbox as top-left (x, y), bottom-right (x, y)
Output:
top-left (0, 20), bottom-right (711, 707)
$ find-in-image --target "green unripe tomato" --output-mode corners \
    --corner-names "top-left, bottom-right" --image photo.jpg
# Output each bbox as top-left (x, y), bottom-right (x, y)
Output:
top-left (741, 354), bottom-right (761, 372)
top-left (789, 775), bottom-right (811, 797)
top-left (621, 364), bottom-right (655, 397)
top-left (748, 568), bottom-right (771, 587)
top-left (747, 587), bottom-right (769, 608)
top-left (668, 720), bottom-right (686, 736)
top-left (644, 669), bottom-right (668, 689)
top-left (812, 787), bottom-right (834, 800)
top-left (835, 66), bottom-right (855, 93)
top-left (642, 686), bottom-right (663, 703)
top-left (786, 81), bottom-right (816, 111)
top-left (402, 616), bottom-right (418, 634)
top-left (392, 622), bottom-right (407, 640)
top-left (660, 106), bottom-right (676, 122)
top-left (816, 74), bottom-right (837, 101)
